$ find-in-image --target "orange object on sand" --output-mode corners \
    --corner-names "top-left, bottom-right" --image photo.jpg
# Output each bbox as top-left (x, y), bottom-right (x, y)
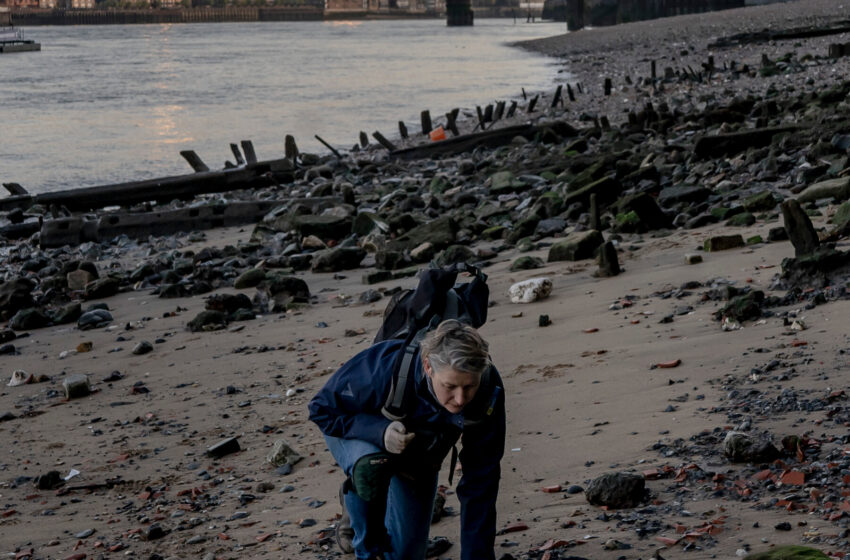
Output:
top-left (430, 127), bottom-right (447, 142)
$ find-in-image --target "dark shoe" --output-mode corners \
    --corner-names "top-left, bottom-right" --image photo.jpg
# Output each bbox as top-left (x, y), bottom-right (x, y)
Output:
top-left (336, 482), bottom-right (355, 554)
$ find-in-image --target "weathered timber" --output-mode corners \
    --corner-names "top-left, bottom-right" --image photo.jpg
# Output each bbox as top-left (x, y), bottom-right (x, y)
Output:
top-left (506, 101), bottom-right (518, 118)
top-left (483, 104), bottom-right (494, 123)
top-left (567, 83), bottom-right (575, 102)
top-left (372, 131), bottom-right (397, 152)
top-left (230, 143), bottom-right (246, 166)
top-left (285, 135), bottom-right (299, 160)
top-left (390, 122), bottom-right (557, 160)
top-left (551, 85), bottom-right (562, 108)
top-left (240, 140), bottom-right (258, 164)
top-left (710, 23), bottom-right (850, 48)
top-left (527, 95), bottom-right (539, 113)
top-left (604, 78), bottom-right (612, 96)
top-left (359, 131), bottom-right (369, 148)
top-left (781, 199), bottom-right (820, 257)
top-left (693, 126), bottom-right (800, 159)
top-left (420, 110), bottom-right (432, 135)
top-left (3, 183), bottom-right (28, 196)
top-left (494, 101), bottom-right (506, 121)
top-left (314, 135), bottom-right (342, 159)
top-left (476, 106), bottom-right (486, 129)
top-left (0, 157), bottom-right (295, 213)
top-left (398, 121), bottom-right (409, 139)
top-left (179, 150), bottom-right (210, 173)
top-left (445, 109), bottom-right (460, 136)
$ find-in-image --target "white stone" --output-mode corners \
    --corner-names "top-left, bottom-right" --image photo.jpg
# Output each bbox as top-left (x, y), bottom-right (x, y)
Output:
top-left (7, 370), bottom-right (33, 387)
top-left (508, 277), bottom-right (553, 304)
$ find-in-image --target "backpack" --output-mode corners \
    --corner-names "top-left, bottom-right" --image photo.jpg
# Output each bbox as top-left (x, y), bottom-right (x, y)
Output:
top-left (375, 262), bottom-right (490, 422)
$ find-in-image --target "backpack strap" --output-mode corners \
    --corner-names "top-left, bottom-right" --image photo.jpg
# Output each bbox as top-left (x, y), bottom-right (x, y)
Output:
top-left (382, 341), bottom-right (418, 421)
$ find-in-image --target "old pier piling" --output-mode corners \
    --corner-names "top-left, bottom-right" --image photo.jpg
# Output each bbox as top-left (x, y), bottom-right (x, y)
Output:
top-left (446, 0), bottom-right (473, 26)
top-left (543, 0), bottom-right (746, 30)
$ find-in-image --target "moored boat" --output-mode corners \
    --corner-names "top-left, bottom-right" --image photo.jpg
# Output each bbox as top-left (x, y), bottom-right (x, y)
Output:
top-left (0, 7), bottom-right (40, 53)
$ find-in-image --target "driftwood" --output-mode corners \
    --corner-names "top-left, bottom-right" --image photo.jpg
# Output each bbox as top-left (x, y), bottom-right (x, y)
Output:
top-left (0, 156), bottom-right (295, 213)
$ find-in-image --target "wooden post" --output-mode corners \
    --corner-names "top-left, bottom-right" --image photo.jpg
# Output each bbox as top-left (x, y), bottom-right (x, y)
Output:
top-left (781, 199), bottom-right (820, 257)
top-left (567, 83), bottom-right (575, 102)
top-left (420, 110), bottom-right (432, 135)
top-left (398, 121), bottom-right (409, 139)
top-left (483, 104), bottom-right (494, 123)
top-left (240, 140), bottom-right (257, 164)
top-left (651, 60), bottom-right (656, 80)
top-left (445, 109), bottom-right (460, 136)
top-left (526, 95), bottom-right (539, 113)
top-left (589, 193), bottom-right (600, 231)
top-left (314, 135), bottom-right (342, 159)
top-left (285, 135), bottom-right (299, 160)
top-left (359, 131), bottom-right (369, 148)
top-left (180, 150), bottom-right (210, 173)
top-left (600, 116), bottom-right (611, 130)
top-left (521, 87), bottom-right (527, 100)
top-left (3, 183), bottom-right (28, 196)
top-left (494, 101), bottom-right (506, 121)
top-left (551, 84), bottom-right (562, 108)
top-left (604, 77), bottom-right (612, 96)
top-left (372, 131), bottom-right (397, 152)
top-left (230, 143), bottom-right (246, 166)
top-left (506, 100), bottom-right (518, 118)
top-left (476, 106), bottom-right (486, 129)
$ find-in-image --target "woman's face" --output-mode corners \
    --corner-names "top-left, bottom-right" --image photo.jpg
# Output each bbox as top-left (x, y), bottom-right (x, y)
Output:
top-left (424, 359), bottom-right (481, 414)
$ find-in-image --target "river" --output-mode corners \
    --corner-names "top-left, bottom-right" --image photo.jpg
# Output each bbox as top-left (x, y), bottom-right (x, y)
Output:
top-left (1, 19), bottom-right (563, 194)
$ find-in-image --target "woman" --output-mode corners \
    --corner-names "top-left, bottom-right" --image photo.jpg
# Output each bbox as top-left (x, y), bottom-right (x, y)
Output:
top-left (309, 319), bottom-right (505, 560)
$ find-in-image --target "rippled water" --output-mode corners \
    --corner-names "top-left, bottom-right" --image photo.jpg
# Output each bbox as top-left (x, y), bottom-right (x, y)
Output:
top-left (1, 19), bottom-right (562, 193)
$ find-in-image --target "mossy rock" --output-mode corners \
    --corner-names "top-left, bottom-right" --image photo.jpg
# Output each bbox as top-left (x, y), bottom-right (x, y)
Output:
top-left (429, 175), bottom-right (452, 194)
top-left (548, 230), bottom-right (604, 262)
top-left (436, 245), bottom-right (476, 267)
top-left (704, 234), bottom-right (745, 252)
top-left (745, 190), bottom-right (781, 212)
top-left (747, 235), bottom-right (764, 245)
top-left (833, 200), bottom-right (850, 229)
top-left (234, 268), bottom-right (266, 290)
top-left (745, 545), bottom-right (830, 560)
top-left (510, 256), bottom-right (544, 272)
top-left (616, 211), bottom-right (640, 227)
top-left (727, 212), bottom-right (756, 227)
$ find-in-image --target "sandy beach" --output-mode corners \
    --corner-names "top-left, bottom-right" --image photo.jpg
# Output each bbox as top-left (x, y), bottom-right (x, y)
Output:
top-left (4, 1), bottom-right (850, 559)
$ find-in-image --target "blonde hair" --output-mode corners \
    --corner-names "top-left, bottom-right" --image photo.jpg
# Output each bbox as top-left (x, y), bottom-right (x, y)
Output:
top-left (420, 319), bottom-right (490, 377)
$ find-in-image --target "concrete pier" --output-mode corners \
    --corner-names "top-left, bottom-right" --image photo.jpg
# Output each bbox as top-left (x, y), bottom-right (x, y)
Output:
top-left (446, 0), bottom-right (473, 25)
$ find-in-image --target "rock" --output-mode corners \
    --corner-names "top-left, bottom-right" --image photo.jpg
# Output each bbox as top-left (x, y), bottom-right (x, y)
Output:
top-left (507, 216), bottom-right (540, 244)
top-left (0, 344), bottom-right (15, 355)
top-left (564, 175), bottom-right (622, 207)
top-left (693, 126), bottom-right (798, 159)
top-left (704, 234), bottom-right (745, 252)
top-left (207, 436), bottom-right (241, 458)
top-left (187, 310), bottom-right (228, 332)
top-left (723, 431), bottom-right (780, 463)
top-left (615, 193), bottom-right (671, 232)
top-left (777, 248), bottom-right (850, 290)
top-left (436, 245), bottom-right (475, 267)
top-left (781, 199), bottom-right (820, 257)
top-left (726, 212), bottom-right (756, 227)
top-left (266, 439), bottom-right (304, 468)
top-left (684, 253), bottom-right (703, 265)
top-left (311, 247), bottom-right (366, 273)
top-left (797, 177), bottom-right (850, 203)
top-left (538, 314), bottom-right (551, 327)
top-left (66, 269), bottom-right (94, 291)
top-left (205, 293), bottom-right (253, 314)
top-left (585, 472), bottom-right (645, 508)
top-left (657, 185), bottom-right (711, 207)
top-left (744, 545), bottom-right (830, 560)
top-left (63, 374), bottom-right (91, 399)
top-left (0, 277), bottom-right (36, 319)
top-left (301, 234), bottom-right (326, 250)
top-left (9, 308), bottom-right (50, 331)
top-left (744, 190), bottom-right (781, 212)
top-left (509, 256), bottom-right (544, 272)
top-left (534, 218), bottom-right (567, 238)
top-left (7, 370), bottom-right (33, 387)
top-left (352, 212), bottom-right (390, 238)
top-left (35, 471), bottom-right (64, 490)
top-left (508, 278), bottom-right (552, 304)
top-left (132, 341), bottom-right (154, 355)
top-left (489, 170), bottom-right (522, 194)
top-left (0, 329), bottom-right (15, 343)
top-left (234, 268), bottom-right (266, 289)
top-left (389, 216), bottom-right (457, 252)
top-left (264, 273), bottom-right (310, 308)
top-left (77, 309), bottom-right (113, 330)
top-left (833, 201), bottom-right (850, 230)
top-left (143, 524), bottom-right (166, 541)
top-left (595, 241), bottom-right (621, 277)
top-left (715, 290), bottom-right (764, 322)
top-left (410, 242), bottom-right (436, 262)
top-left (83, 277), bottom-right (120, 300)
top-left (52, 302), bottom-right (82, 325)
top-left (293, 214), bottom-right (353, 242)
top-left (548, 230), bottom-right (604, 262)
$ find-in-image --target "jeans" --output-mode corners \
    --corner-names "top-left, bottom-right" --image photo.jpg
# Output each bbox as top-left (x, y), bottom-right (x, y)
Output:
top-left (324, 435), bottom-right (438, 560)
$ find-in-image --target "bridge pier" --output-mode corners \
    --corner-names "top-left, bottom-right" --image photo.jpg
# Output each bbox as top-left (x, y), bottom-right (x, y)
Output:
top-left (446, 0), bottom-right (473, 25)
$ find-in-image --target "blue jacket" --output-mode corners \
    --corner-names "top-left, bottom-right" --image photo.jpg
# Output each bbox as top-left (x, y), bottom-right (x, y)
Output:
top-left (309, 339), bottom-right (505, 560)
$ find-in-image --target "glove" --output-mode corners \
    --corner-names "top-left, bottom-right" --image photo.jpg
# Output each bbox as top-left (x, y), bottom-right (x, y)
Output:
top-left (383, 421), bottom-right (415, 454)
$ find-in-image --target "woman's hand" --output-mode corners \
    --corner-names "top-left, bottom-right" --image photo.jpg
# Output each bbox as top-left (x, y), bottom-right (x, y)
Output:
top-left (383, 421), bottom-right (415, 454)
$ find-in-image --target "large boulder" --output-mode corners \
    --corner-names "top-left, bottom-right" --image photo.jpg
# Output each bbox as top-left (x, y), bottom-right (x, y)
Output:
top-left (547, 230), bottom-right (604, 262)
top-left (389, 216), bottom-right (457, 253)
top-left (797, 177), bottom-right (850, 203)
top-left (9, 308), bottom-right (51, 331)
top-left (0, 278), bottom-right (36, 319)
top-left (311, 247), bottom-right (367, 273)
top-left (585, 472), bottom-right (645, 508)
